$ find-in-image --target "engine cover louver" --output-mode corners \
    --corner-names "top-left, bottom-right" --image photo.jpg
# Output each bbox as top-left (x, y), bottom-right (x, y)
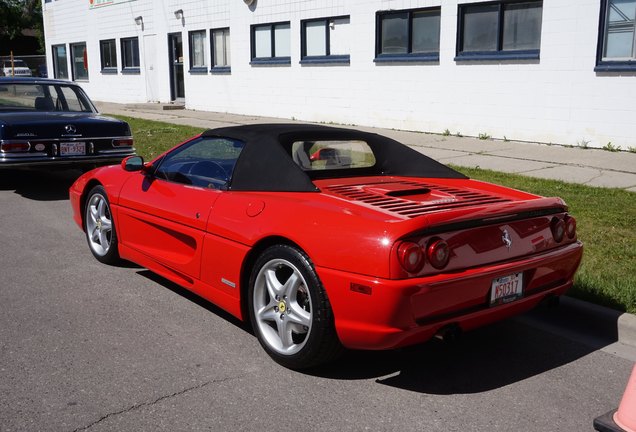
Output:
top-left (325, 180), bottom-right (512, 218)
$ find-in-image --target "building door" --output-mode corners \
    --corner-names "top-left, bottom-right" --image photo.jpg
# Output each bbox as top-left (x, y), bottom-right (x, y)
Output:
top-left (168, 33), bottom-right (185, 101)
top-left (143, 34), bottom-right (158, 102)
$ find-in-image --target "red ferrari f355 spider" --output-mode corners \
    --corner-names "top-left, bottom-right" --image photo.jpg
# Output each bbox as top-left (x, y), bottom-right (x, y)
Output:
top-left (70, 124), bottom-right (583, 369)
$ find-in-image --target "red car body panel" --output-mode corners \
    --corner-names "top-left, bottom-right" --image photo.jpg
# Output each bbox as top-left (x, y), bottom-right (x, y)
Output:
top-left (69, 126), bottom-right (583, 351)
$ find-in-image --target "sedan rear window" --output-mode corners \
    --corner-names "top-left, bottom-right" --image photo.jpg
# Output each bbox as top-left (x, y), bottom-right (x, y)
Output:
top-left (0, 83), bottom-right (93, 112)
top-left (291, 140), bottom-right (376, 171)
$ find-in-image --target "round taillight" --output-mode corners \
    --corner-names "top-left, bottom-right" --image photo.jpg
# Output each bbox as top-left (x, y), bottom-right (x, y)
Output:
top-left (427, 238), bottom-right (450, 269)
top-left (397, 241), bottom-right (425, 273)
top-left (551, 217), bottom-right (566, 243)
top-left (564, 215), bottom-right (576, 239)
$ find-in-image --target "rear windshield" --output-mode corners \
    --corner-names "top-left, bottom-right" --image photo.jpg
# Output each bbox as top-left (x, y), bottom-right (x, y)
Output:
top-left (291, 140), bottom-right (376, 171)
top-left (0, 83), bottom-right (94, 113)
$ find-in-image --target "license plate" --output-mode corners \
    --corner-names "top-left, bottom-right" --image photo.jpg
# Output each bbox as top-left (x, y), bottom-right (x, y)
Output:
top-left (60, 142), bottom-right (85, 156)
top-left (490, 272), bottom-right (523, 306)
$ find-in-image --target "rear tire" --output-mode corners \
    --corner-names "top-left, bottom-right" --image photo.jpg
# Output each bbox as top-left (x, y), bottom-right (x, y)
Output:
top-left (84, 185), bottom-right (120, 265)
top-left (248, 244), bottom-right (342, 369)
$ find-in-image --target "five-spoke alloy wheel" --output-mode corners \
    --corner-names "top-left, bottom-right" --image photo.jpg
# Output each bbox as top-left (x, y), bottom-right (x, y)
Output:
top-left (248, 245), bottom-right (341, 369)
top-left (85, 185), bottom-right (120, 264)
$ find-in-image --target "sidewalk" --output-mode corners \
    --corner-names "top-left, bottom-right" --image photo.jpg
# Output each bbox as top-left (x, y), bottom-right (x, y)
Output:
top-left (95, 101), bottom-right (636, 192)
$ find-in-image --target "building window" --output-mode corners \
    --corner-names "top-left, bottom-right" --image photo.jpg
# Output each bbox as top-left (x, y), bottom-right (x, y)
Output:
top-left (250, 22), bottom-right (291, 65)
top-left (211, 28), bottom-right (231, 72)
top-left (456, 1), bottom-right (543, 61)
top-left (99, 39), bottom-right (117, 73)
top-left (70, 42), bottom-right (89, 81)
top-left (596, 0), bottom-right (636, 71)
top-left (375, 8), bottom-right (441, 62)
top-left (121, 37), bottom-right (140, 73)
top-left (189, 30), bottom-right (207, 72)
top-left (301, 16), bottom-right (350, 64)
top-left (52, 44), bottom-right (68, 79)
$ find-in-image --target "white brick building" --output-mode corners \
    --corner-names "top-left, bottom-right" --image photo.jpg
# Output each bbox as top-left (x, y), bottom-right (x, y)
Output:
top-left (42, 0), bottom-right (636, 149)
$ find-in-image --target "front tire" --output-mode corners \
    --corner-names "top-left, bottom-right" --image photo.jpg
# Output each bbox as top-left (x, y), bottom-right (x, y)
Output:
top-left (84, 185), bottom-right (120, 264)
top-left (248, 244), bottom-right (342, 369)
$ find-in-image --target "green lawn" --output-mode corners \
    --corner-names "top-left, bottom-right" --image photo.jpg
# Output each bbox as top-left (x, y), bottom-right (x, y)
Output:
top-left (119, 115), bottom-right (636, 314)
top-left (120, 116), bottom-right (204, 161)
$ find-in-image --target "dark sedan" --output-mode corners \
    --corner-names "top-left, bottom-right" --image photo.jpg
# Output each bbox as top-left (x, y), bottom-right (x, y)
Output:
top-left (0, 77), bottom-right (134, 169)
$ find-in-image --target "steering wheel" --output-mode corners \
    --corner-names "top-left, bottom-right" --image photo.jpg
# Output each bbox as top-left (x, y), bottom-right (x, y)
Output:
top-left (188, 160), bottom-right (229, 183)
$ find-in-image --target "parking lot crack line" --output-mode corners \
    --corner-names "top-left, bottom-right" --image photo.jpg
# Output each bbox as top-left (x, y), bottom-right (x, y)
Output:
top-left (70, 375), bottom-right (241, 432)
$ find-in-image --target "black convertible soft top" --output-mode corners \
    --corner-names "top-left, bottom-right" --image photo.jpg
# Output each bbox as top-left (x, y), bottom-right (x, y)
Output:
top-left (202, 123), bottom-right (467, 192)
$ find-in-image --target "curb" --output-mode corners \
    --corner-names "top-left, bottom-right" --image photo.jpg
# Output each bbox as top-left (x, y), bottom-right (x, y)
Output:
top-left (561, 296), bottom-right (636, 348)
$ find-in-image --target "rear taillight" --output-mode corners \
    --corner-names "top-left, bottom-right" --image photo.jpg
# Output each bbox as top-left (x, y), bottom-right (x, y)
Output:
top-left (112, 138), bottom-right (134, 147)
top-left (564, 215), bottom-right (577, 239)
top-left (397, 241), bottom-right (425, 273)
top-left (0, 141), bottom-right (30, 152)
top-left (427, 238), bottom-right (450, 269)
top-left (551, 217), bottom-right (566, 243)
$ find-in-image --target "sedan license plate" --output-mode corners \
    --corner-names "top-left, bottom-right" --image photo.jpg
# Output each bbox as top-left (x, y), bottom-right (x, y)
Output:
top-left (490, 272), bottom-right (523, 306)
top-left (60, 142), bottom-right (85, 156)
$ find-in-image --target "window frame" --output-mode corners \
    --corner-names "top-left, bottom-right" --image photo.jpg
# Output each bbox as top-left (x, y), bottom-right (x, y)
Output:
top-left (52, 44), bottom-right (69, 80)
top-left (99, 39), bottom-right (117, 74)
top-left (455, 0), bottom-right (543, 61)
top-left (188, 29), bottom-right (208, 73)
top-left (375, 7), bottom-right (441, 63)
top-left (120, 37), bottom-right (140, 74)
top-left (210, 27), bottom-right (231, 73)
top-left (300, 16), bottom-right (351, 65)
top-left (596, 0), bottom-right (636, 72)
top-left (69, 42), bottom-right (89, 81)
top-left (250, 21), bottom-right (291, 65)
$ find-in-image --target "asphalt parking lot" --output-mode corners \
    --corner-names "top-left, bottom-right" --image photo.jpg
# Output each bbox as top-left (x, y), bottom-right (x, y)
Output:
top-left (0, 168), bottom-right (634, 432)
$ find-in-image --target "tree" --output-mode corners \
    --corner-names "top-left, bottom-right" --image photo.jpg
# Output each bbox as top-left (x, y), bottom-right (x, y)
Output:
top-left (0, 0), bottom-right (44, 51)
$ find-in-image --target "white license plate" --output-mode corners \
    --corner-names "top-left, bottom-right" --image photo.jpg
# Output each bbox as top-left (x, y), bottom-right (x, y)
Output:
top-left (490, 272), bottom-right (523, 306)
top-left (60, 142), bottom-right (85, 156)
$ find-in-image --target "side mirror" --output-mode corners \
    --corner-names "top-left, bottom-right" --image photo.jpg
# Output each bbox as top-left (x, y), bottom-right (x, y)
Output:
top-left (121, 155), bottom-right (146, 172)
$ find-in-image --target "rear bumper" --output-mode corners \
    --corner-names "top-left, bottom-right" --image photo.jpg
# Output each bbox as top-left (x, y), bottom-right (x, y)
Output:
top-left (318, 241), bottom-right (583, 350)
top-left (0, 151), bottom-right (134, 168)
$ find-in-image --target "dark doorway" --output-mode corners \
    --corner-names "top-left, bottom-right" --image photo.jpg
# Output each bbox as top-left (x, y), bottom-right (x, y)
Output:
top-left (168, 33), bottom-right (185, 101)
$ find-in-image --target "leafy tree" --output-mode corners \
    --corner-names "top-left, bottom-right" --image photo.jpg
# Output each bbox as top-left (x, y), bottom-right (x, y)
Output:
top-left (0, 0), bottom-right (44, 52)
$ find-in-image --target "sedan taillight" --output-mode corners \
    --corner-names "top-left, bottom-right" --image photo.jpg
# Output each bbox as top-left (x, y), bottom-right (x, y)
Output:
top-left (112, 138), bottom-right (134, 147)
top-left (0, 141), bottom-right (30, 152)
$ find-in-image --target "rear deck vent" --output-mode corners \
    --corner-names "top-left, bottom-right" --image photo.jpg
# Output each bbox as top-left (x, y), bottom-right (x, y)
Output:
top-left (327, 180), bottom-right (511, 218)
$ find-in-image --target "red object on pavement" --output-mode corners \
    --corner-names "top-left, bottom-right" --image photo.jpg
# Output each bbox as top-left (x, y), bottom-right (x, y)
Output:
top-left (68, 124), bottom-right (584, 369)
top-left (615, 364), bottom-right (636, 432)
top-left (594, 364), bottom-right (636, 432)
